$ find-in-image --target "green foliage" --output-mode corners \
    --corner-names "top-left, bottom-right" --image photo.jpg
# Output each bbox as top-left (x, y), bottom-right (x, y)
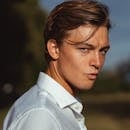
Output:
top-left (116, 58), bottom-right (130, 91)
top-left (0, 0), bottom-right (47, 94)
top-left (85, 64), bottom-right (130, 94)
top-left (92, 72), bottom-right (120, 93)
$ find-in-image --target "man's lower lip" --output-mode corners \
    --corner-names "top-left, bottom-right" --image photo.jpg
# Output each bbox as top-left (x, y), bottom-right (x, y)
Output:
top-left (87, 74), bottom-right (97, 80)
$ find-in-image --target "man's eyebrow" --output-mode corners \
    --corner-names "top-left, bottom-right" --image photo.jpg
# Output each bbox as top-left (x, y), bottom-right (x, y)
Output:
top-left (81, 41), bottom-right (110, 48)
top-left (75, 42), bottom-right (96, 48)
top-left (100, 45), bottom-right (110, 51)
top-left (69, 41), bottom-right (94, 46)
top-left (65, 40), bottom-right (110, 50)
top-left (64, 39), bottom-right (94, 47)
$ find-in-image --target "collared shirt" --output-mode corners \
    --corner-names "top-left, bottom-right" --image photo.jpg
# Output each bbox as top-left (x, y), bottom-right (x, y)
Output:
top-left (2, 72), bottom-right (87, 130)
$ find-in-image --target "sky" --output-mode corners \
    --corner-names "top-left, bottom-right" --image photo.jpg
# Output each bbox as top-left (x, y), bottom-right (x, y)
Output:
top-left (39, 0), bottom-right (130, 70)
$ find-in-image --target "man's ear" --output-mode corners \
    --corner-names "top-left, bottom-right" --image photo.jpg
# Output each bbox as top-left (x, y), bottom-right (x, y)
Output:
top-left (47, 39), bottom-right (60, 60)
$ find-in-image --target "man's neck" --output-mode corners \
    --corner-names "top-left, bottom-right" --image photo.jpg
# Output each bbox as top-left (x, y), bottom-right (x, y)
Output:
top-left (46, 61), bottom-right (74, 96)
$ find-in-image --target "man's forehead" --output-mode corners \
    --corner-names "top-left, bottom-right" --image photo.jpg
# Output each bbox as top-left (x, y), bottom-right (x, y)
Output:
top-left (64, 26), bottom-right (109, 48)
top-left (66, 25), bottom-right (96, 43)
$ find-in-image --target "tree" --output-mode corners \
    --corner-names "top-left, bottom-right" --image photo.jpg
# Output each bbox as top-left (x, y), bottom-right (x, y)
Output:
top-left (0, 0), bottom-right (47, 95)
top-left (116, 57), bottom-right (130, 91)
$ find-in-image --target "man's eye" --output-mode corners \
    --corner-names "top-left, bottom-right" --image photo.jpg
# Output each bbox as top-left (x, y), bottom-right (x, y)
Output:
top-left (79, 48), bottom-right (89, 53)
top-left (101, 49), bottom-right (108, 55)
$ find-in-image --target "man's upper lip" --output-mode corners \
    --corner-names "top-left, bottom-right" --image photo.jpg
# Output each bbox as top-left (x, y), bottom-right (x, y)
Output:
top-left (88, 72), bottom-right (98, 75)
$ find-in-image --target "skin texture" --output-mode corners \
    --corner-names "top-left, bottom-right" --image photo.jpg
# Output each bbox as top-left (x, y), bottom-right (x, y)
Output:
top-left (46, 25), bottom-right (110, 95)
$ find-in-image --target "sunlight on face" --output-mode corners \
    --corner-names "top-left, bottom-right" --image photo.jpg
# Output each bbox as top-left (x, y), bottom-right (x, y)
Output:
top-left (56, 25), bottom-right (110, 90)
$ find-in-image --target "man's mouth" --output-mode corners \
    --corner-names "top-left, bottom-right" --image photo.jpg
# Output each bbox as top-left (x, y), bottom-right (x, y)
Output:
top-left (87, 73), bottom-right (98, 80)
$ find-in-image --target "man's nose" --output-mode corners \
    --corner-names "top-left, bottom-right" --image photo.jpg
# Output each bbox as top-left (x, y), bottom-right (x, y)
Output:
top-left (90, 52), bottom-right (102, 69)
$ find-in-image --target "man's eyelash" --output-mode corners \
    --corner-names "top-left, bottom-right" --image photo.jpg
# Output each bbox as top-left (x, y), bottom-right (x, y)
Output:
top-left (77, 47), bottom-right (90, 53)
top-left (101, 49), bottom-right (109, 55)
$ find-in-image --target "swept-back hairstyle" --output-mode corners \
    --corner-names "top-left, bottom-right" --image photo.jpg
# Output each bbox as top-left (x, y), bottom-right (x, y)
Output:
top-left (43, 0), bottom-right (111, 62)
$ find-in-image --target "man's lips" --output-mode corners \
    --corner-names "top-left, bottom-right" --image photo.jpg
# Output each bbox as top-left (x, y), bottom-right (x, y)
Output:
top-left (87, 73), bottom-right (98, 80)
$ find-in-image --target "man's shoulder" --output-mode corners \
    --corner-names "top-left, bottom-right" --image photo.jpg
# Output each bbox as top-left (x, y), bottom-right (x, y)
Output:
top-left (9, 84), bottom-right (58, 121)
top-left (5, 103), bottom-right (61, 130)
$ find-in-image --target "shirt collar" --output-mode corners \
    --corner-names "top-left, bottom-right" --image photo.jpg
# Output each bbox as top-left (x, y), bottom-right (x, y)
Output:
top-left (37, 72), bottom-right (82, 112)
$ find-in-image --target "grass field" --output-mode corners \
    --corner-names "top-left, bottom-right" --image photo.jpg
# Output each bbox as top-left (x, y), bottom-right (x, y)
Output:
top-left (86, 111), bottom-right (130, 130)
top-left (82, 92), bottom-right (130, 130)
top-left (0, 92), bottom-right (130, 130)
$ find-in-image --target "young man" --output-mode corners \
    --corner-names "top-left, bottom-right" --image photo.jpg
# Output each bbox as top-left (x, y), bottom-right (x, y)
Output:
top-left (2, 0), bottom-right (111, 130)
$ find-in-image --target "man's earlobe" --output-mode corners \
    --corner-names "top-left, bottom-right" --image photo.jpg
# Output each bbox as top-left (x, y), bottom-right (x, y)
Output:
top-left (47, 39), bottom-right (59, 60)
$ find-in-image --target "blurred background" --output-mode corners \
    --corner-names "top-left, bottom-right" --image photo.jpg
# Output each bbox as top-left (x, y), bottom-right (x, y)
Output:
top-left (0, 0), bottom-right (130, 130)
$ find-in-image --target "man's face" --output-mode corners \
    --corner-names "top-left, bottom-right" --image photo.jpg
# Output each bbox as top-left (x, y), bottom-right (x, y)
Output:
top-left (55, 25), bottom-right (110, 90)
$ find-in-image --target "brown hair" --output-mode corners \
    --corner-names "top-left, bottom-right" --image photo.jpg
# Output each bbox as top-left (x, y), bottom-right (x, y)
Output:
top-left (43, 0), bottom-right (111, 62)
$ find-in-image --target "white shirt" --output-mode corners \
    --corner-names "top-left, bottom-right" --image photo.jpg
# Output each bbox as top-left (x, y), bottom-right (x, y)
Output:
top-left (2, 72), bottom-right (87, 130)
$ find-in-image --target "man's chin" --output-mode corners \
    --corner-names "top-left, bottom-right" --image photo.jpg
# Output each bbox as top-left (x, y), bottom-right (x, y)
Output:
top-left (81, 81), bottom-right (95, 90)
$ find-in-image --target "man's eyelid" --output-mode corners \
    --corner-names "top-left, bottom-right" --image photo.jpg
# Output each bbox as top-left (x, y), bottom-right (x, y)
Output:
top-left (100, 45), bottom-right (110, 51)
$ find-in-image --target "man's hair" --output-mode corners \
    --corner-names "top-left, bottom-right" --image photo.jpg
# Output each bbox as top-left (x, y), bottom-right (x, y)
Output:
top-left (43, 0), bottom-right (111, 62)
